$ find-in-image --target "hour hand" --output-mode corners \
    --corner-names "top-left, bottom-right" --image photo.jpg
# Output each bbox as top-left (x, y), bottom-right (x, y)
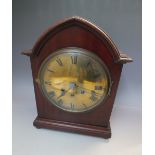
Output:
top-left (54, 81), bottom-right (66, 85)
top-left (57, 88), bottom-right (70, 99)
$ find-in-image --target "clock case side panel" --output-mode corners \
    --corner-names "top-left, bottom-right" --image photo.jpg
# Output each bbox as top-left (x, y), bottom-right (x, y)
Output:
top-left (32, 63), bottom-right (123, 139)
top-left (30, 57), bottom-right (123, 125)
top-left (23, 17), bottom-right (131, 131)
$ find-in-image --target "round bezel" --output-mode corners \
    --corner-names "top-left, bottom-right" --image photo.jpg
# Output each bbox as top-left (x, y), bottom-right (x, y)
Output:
top-left (38, 47), bottom-right (112, 112)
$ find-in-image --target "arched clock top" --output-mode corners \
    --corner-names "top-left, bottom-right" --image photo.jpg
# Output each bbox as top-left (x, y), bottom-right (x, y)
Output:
top-left (21, 16), bottom-right (133, 138)
top-left (22, 16), bottom-right (132, 64)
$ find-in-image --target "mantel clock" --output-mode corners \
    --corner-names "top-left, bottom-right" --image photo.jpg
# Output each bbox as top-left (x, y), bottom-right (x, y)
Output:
top-left (22, 16), bottom-right (132, 138)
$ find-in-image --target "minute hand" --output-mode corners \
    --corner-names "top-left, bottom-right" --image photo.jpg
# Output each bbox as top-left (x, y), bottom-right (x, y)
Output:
top-left (57, 87), bottom-right (71, 99)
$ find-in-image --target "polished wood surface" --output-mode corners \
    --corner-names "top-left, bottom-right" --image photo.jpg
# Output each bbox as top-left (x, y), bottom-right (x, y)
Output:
top-left (23, 16), bottom-right (132, 138)
top-left (33, 117), bottom-right (111, 138)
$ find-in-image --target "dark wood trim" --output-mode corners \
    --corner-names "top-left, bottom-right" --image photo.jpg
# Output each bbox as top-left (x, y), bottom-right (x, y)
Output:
top-left (116, 52), bottom-right (133, 64)
top-left (21, 48), bottom-right (133, 64)
top-left (33, 117), bottom-right (111, 139)
top-left (26, 16), bottom-right (132, 64)
top-left (21, 49), bottom-right (32, 56)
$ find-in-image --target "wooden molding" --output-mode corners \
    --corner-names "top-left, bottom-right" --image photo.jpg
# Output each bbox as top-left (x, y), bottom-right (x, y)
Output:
top-left (22, 16), bottom-right (132, 64)
top-left (117, 52), bottom-right (133, 64)
top-left (21, 49), bottom-right (32, 56)
top-left (33, 116), bottom-right (111, 139)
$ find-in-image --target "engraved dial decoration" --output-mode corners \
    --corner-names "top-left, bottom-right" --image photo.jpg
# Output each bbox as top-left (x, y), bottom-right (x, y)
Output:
top-left (38, 48), bottom-right (110, 112)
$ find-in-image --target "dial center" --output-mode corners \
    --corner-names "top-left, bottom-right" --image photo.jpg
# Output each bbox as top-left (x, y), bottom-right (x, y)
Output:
top-left (69, 82), bottom-right (76, 89)
top-left (69, 82), bottom-right (77, 96)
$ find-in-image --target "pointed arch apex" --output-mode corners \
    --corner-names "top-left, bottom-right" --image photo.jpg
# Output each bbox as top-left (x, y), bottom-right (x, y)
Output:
top-left (23, 16), bottom-right (132, 64)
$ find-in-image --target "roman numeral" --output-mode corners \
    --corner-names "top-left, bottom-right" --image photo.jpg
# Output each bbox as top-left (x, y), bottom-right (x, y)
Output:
top-left (86, 61), bottom-right (94, 71)
top-left (80, 90), bottom-right (85, 94)
top-left (71, 103), bottom-right (74, 110)
top-left (44, 81), bottom-right (51, 85)
top-left (47, 68), bottom-right (55, 73)
top-left (48, 91), bottom-right (55, 97)
top-left (90, 95), bottom-right (97, 101)
top-left (57, 99), bottom-right (63, 105)
top-left (56, 58), bottom-right (63, 66)
top-left (95, 86), bottom-right (103, 90)
top-left (86, 61), bottom-right (91, 67)
top-left (90, 91), bottom-right (97, 101)
top-left (71, 56), bottom-right (77, 64)
top-left (82, 103), bottom-right (87, 108)
top-left (93, 70), bottom-right (101, 78)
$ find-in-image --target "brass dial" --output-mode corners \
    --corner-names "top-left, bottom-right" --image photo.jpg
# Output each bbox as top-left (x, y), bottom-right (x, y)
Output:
top-left (38, 48), bottom-right (110, 112)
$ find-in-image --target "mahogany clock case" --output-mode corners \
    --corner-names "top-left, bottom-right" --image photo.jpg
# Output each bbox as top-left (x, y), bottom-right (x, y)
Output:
top-left (22, 16), bottom-right (132, 138)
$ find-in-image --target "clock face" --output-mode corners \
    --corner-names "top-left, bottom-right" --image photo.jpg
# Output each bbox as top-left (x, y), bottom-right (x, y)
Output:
top-left (38, 47), bottom-right (110, 112)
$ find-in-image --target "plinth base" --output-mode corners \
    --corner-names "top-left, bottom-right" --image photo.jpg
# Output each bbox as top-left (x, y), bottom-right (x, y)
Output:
top-left (33, 116), bottom-right (111, 139)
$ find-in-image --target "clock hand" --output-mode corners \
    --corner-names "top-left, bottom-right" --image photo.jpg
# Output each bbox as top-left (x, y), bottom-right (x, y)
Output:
top-left (46, 82), bottom-right (68, 91)
top-left (54, 81), bottom-right (66, 85)
top-left (48, 85), bottom-right (63, 91)
top-left (57, 88), bottom-right (71, 99)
